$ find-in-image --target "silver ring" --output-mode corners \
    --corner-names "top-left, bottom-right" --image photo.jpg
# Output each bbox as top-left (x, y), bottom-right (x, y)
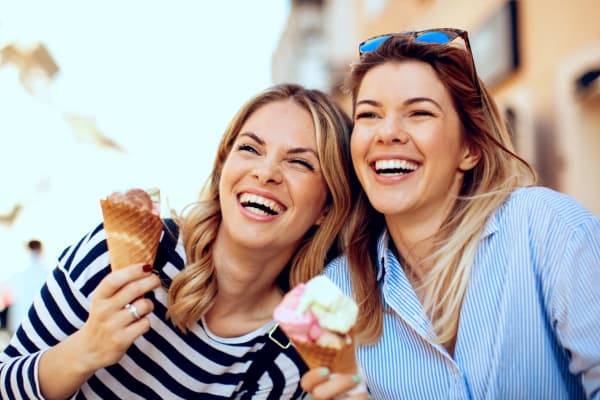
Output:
top-left (124, 303), bottom-right (141, 320)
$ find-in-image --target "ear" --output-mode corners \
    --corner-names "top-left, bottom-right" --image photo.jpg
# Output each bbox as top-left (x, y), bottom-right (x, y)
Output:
top-left (458, 142), bottom-right (481, 172)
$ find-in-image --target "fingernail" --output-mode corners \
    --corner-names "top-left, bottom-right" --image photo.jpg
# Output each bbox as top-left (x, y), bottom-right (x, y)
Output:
top-left (352, 374), bottom-right (363, 383)
top-left (318, 367), bottom-right (330, 377)
top-left (142, 264), bottom-right (152, 272)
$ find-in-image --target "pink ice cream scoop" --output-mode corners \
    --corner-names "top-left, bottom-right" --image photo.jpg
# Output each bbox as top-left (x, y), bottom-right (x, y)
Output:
top-left (274, 276), bottom-right (357, 344)
top-left (273, 283), bottom-right (324, 342)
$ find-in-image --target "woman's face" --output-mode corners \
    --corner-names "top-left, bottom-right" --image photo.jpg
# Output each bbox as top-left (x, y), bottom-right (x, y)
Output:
top-left (218, 99), bottom-right (328, 253)
top-left (351, 61), bottom-right (477, 226)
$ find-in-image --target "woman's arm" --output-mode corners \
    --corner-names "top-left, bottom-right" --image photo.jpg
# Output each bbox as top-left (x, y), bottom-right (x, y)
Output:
top-left (0, 225), bottom-right (160, 400)
top-left (551, 217), bottom-right (600, 399)
top-left (38, 263), bottom-right (159, 399)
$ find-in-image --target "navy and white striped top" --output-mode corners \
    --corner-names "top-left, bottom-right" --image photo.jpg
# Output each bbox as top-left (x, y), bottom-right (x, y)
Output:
top-left (325, 187), bottom-right (600, 399)
top-left (0, 222), bottom-right (307, 399)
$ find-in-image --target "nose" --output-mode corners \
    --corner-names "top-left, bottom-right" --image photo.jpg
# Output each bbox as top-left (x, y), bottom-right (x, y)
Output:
top-left (375, 115), bottom-right (409, 144)
top-left (252, 157), bottom-right (283, 185)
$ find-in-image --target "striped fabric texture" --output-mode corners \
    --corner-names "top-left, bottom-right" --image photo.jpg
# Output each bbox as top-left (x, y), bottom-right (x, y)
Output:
top-left (0, 223), bottom-right (307, 399)
top-left (325, 187), bottom-right (600, 399)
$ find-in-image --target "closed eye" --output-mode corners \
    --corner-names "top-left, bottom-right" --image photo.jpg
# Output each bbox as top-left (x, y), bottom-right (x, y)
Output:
top-left (236, 143), bottom-right (259, 154)
top-left (409, 110), bottom-right (435, 117)
top-left (289, 158), bottom-right (315, 171)
top-left (355, 111), bottom-right (379, 120)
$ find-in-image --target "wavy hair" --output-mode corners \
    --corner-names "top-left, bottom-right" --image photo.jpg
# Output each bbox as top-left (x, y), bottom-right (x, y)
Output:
top-left (167, 84), bottom-right (353, 331)
top-left (344, 35), bottom-right (536, 344)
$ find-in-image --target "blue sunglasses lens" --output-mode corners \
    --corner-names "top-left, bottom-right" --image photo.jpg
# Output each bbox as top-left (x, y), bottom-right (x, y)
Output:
top-left (359, 34), bottom-right (392, 54)
top-left (414, 31), bottom-right (452, 44)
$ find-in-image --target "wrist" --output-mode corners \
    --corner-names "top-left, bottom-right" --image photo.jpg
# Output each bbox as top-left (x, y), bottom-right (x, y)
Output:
top-left (68, 329), bottom-right (103, 376)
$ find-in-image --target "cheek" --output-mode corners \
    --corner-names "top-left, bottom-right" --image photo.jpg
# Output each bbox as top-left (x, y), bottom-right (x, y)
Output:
top-left (217, 174), bottom-right (228, 208)
top-left (218, 162), bottom-right (230, 187)
top-left (350, 131), bottom-right (368, 165)
top-left (305, 180), bottom-right (329, 216)
top-left (417, 126), bottom-right (456, 156)
top-left (312, 180), bottom-right (329, 206)
top-left (218, 158), bottom-right (238, 195)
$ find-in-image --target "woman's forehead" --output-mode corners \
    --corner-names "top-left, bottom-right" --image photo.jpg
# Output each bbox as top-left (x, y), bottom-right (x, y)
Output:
top-left (357, 61), bottom-right (451, 105)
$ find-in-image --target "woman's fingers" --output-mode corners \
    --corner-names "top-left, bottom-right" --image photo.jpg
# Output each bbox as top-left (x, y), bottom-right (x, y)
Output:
top-left (120, 310), bottom-right (153, 343)
top-left (302, 369), bottom-right (367, 400)
top-left (89, 263), bottom-right (159, 326)
top-left (113, 272), bottom-right (161, 307)
top-left (120, 298), bottom-right (154, 325)
top-left (93, 262), bottom-right (161, 312)
top-left (94, 263), bottom-right (154, 299)
top-left (301, 367), bottom-right (331, 393)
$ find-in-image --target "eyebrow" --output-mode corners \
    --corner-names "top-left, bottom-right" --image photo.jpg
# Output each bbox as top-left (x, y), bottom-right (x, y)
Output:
top-left (240, 132), bottom-right (265, 145)
top-left (356, 96), bottom-right (443, 111)
top-left (238, 132), bottom-right (319, 158)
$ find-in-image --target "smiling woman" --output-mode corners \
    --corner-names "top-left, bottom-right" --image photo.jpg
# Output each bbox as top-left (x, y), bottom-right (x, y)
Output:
top-left (301, 30), bottom-right (600, 399)
top-left (217, 100), bottom-right (328, 257)
top-left (350, 61), bottom-right (479, 224)
top-left (0, 84), bottom-right (353, 399)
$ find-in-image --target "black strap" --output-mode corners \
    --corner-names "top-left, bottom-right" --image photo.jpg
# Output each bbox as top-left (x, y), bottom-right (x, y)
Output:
top-left (152, 218), bottom-right (179, 273)
top-left (238, 324), bottom-right (291, 394)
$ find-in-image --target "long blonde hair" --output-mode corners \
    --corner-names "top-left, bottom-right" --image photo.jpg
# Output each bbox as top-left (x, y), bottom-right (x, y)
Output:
top-left (167, 84), bottom-right (353, 331)
top-left (344, 35), bottom-right (536, 344)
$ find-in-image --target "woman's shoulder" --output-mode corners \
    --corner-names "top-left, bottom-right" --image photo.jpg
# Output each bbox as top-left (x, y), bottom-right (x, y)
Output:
top-left (323, 254), bottom-right (349, 277)
top-left (56, 221), bottom-right (111, 287)
top-left (503, 186), bottom-right (597, 228)
top-left (322, 254), bottom-right (354, 296)
top-left (486, 187), bottom-right (599, 250)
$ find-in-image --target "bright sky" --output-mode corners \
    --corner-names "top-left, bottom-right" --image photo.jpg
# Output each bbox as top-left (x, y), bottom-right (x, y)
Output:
top-left (0, 1), bottom-right (290, 280)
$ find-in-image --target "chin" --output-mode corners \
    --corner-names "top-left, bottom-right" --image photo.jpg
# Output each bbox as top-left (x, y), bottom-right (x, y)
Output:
top-left (368, 194), bottom-right (411, 215)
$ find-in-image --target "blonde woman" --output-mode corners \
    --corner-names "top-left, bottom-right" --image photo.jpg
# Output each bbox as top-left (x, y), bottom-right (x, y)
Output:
top-left (1, 83), bottom-right (353, 399)
top-left (302, 30), bottom-right (600, 399)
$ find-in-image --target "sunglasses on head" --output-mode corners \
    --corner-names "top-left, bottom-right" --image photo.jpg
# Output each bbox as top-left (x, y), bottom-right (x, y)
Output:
top-left (358, 28), bottom-right (473, 54)
top-left (358, 28), bottom-right (482, 95)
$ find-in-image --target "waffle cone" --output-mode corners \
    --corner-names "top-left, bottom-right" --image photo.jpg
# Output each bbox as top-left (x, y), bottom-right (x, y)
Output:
top-left (293, 338), bottom-right (357, 374)
top-left (100, 199), bottom-right (163, 271)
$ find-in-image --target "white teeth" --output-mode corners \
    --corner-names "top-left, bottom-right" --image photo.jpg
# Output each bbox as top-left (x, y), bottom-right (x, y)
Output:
top-left (375, 159), bottom-right (419, 174)
top-left (239, 193), bottom-right (284, 215)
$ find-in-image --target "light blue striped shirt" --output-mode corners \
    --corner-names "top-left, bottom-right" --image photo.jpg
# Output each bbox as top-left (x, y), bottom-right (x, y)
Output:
top-left (325, 187), bottom-right (600, 399)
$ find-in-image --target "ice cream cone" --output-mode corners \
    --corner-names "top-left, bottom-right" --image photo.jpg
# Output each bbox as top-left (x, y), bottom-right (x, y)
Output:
top-left (293, 338), bottom-right (357, 374)
top-left (100, 198), bottom-right (163, 271)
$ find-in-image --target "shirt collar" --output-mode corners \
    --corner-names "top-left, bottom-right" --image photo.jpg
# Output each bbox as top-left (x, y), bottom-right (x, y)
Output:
top-left (374, 212), bottom-right (500, 282)
top-left (481, 209), bottom-right (500, 239)
top-left (375, 230), bottom-right (390, 282)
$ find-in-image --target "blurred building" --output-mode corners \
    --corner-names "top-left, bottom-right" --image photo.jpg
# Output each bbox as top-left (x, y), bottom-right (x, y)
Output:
top-left (273, 0), bottom-right (600, 216)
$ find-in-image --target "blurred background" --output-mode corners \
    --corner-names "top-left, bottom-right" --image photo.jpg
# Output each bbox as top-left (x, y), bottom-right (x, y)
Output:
top-left (1, 0), bottom-right (599, 338)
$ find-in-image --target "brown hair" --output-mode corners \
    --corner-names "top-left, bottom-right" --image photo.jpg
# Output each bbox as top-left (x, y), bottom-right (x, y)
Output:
top-left (167, 84), bottom-right (353, 331)
top-left (344, 35), bottom-right (536, 344)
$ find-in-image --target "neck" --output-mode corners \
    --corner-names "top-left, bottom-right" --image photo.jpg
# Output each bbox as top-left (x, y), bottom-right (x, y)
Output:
top-left (205, 229), bottom-right (290, 336)
top-left (386, 225), bottom-right (432, 286)
top-left (385, 184), bottom-right (460, 279)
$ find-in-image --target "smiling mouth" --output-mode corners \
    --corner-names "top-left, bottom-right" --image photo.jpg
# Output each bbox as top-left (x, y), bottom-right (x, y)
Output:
top-left (239, 193), bottom-right (285, 216)
top-left (374, 159), bottom-right (420, 176)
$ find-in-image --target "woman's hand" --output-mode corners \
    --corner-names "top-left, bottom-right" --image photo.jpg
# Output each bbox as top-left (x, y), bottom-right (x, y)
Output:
top-left (301, 368), bottom-right (370, 400)
top-left (76, 262), bottom-right (161, 370)
top-left (39, 263), bottom-right (161, 399)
